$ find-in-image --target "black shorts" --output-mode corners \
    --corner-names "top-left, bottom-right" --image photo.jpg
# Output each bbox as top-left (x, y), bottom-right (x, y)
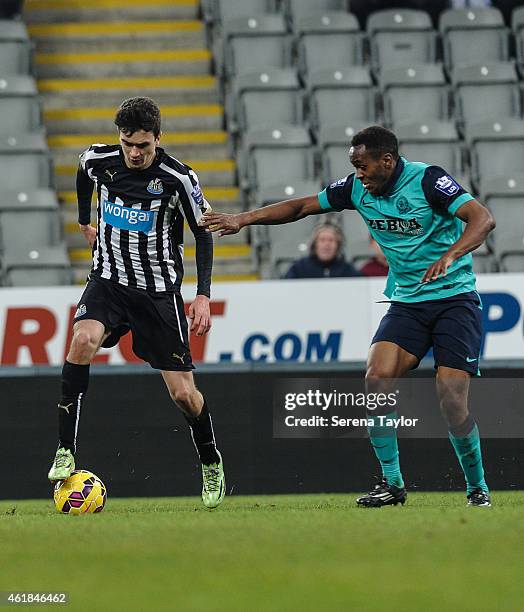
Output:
top-left (371, 291), bottom-right (483, 375)
top-left (73, 276), bottom-right (194, 371)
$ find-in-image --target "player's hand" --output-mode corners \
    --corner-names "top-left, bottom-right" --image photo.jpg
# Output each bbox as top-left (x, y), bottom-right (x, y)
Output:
top-left (188, 295), bottom-right (211, 336)
top-left (199, 212), bottom-right (241, 236)
top-left (79, 224), bottom-right (97, 248)
top-left (421, 254), bottom-right (454, 283)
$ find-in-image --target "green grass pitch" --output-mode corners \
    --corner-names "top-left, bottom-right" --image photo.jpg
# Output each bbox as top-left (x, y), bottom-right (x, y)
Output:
top-left (1, 493), bottom-right (523, 612)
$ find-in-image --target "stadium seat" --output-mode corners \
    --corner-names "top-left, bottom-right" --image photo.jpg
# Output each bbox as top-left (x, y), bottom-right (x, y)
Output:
top-left (472, 252), bottom-right (496, 274)
top-left (0, 75), bottom-right (42, 135)
top-left (0, 133), bottom-right (53, 189)
top-left (367, 9), bottom-right (437, 74)
top-left (256, 180), bottom-right (322, 209)
top-left (380, 64), bottom-right (450, 128)
top-left (253, 180), bottom-right (322, 278)
top-left (203, 0), bottom-right (276, 26)
top-left (2, 245), bottom-right (72, 287)
top-left (497, 254), bottom-right (524, 272)
top-left (512, 6), bottom-right (524, 72)
top-left (284, 0), bottom-right (349, 27)
top-left (439, 8), bottom-right (509, 72)
top-left (295, 13), bottom-right (363, 78)
top-left (0, 192), bottom-right (63, 255)
top-left (452, 63), bottom-right (520, 130)
top-left (397, 122), bottom-right (466, 185)
top-left (0, 188), bottom-right (58, 211)
top-left (318, 123), bottom-right (369, 184)
top-left (0, 20), bottom-right (32, 75)
top-left (231, 69), bottom-right (303, 134)
top-left (467, 119), bottom-right (524, 192)
top-left (267, 216), bottom-right (320, 278)
top-left (481, 174), bottom-right (524, 271)
top-left (243, 126), bottom-right (314, 194)
top-left (223, 15), bottom-right (290, 78)
top-left (341, 210), bottom-right (374, 264)
top-left (307, 67), bottom-right (376, 132)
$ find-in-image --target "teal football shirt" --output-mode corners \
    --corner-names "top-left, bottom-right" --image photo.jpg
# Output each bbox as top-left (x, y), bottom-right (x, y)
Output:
top-left (317, 158), bottom-right (476, 302)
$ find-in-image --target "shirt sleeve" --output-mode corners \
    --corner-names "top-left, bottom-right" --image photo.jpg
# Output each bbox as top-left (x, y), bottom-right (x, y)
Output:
top-left (317, 174), bottom-right (356, 212)
top-left (421, 166), bottom-right (474, 216)
top-left (176, 168), bottom-right (213, 297)
top-left (76, 150), bottom-right (95, 225)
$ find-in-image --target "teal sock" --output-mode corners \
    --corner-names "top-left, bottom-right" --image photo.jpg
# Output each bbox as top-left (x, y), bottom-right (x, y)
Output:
top-left (449, 418), bottom-right (489, 494)
top-left (367, 411), bottom-right (404, 488)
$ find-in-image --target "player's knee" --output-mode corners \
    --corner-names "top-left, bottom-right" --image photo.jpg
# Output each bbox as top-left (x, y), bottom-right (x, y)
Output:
top-left (70, 330), bottom-right (98, 359)
top-left (365, 364), bottom-right (394, 383)
top-left (439, 388), bottom-right (466, 415)
top-left (169, 386), bottom-right (194, 409)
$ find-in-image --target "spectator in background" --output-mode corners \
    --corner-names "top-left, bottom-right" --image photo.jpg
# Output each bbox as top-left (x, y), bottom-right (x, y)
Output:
top-left (361, 237), bottom-right (389, 277)
top-left (284, 223), bottom-right (361, 279)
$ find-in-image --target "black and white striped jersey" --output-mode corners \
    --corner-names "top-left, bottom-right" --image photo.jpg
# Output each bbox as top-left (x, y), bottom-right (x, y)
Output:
top-left (76, 144), bottom-right (213, 295)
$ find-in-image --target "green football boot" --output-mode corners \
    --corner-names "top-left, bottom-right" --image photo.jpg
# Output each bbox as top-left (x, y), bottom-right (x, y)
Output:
top-left (48, 447), bottom-right (75, 482)
top-left (201, 450), bottom-right (225, 509)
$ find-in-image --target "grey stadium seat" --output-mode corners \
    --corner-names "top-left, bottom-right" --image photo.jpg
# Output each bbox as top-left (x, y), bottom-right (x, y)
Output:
top-left (467, 119), bottom-right (524, 192)
top-left (0, 190), bottom-right (63, 255)
top-left (256, 180), bottom-right (322, 208)
top-left (243, 126), bottom-right (314, 193)
top-left (511, 7), bottom-right (524, 72)
top-left (296, 13), bottom-right (363, 77)
top-left (0, 21), bottom-right (32, 75)
top-left (2, 245), bottom-right (72, 287)
top-left (0, 75), bottom-right (42, 135)
top-left (268, 216), bottom-right (321, 278)
top-left (397, 122), bottom-right (466, 187)
top-left (367, 9), bottom-right (437, 74)
top-left (318, 122), bottom-right (369, 184)
top-left (284, 0), bottom-right (349, 27)
top-left (254, 180), bottom-right (321, 277)
top-left (0, 133), bottom-right (53, 189)
top-left (307, 67), bottom-right (376, 132)
top-left (232, 69), bottom-right (303, 133)
top-left (224, 15), bottom-right (290, 78)
top-left (341, 208), bottom-right (374, 264)
top-left (439, 8), bottom-right (509, 72)
top-left (380, 64), bottom-right (450, 128)
top-left (481, 174), bottom-right (524, 272)
top-left (472, 252), bottom-right (497, 274)
top-left (452, 63), bottom-right (520, 129)
top-left (203, 0), bottom-right (276, 25)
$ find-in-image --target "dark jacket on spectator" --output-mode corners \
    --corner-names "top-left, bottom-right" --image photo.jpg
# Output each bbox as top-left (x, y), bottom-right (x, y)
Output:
top-left (284, 255), bottom-right (362, 279)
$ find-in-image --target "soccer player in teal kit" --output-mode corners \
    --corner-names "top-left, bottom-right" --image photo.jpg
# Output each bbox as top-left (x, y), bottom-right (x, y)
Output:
top-left (201, 126), bottom-right (496, 507)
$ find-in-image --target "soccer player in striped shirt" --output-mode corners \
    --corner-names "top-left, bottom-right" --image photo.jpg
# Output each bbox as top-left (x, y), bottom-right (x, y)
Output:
top-left (48, 97), bottom-right (225, 509)
top-left (202, 125), bottom-right (496, 508)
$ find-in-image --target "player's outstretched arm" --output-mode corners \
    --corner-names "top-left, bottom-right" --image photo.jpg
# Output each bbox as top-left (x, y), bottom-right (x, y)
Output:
top-left (199, 195), bottom-right (323, 236)
top-left (421, 199), bottom-right (496, 283)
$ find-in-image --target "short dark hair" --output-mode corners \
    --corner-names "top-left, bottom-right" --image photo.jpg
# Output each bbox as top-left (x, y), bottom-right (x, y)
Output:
top-left (114, 97), bottom-right (161, 138)
top-left (351, 125), bottom-right (398, 160)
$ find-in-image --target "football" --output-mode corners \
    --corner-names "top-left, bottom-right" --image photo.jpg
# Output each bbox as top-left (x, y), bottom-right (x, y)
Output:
top-left (53, 470), bottom-right (107, 515)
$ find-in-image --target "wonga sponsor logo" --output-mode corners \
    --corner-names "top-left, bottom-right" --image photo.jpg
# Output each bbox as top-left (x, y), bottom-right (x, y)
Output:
top-left (102, 200), bottom-right (154, 233)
